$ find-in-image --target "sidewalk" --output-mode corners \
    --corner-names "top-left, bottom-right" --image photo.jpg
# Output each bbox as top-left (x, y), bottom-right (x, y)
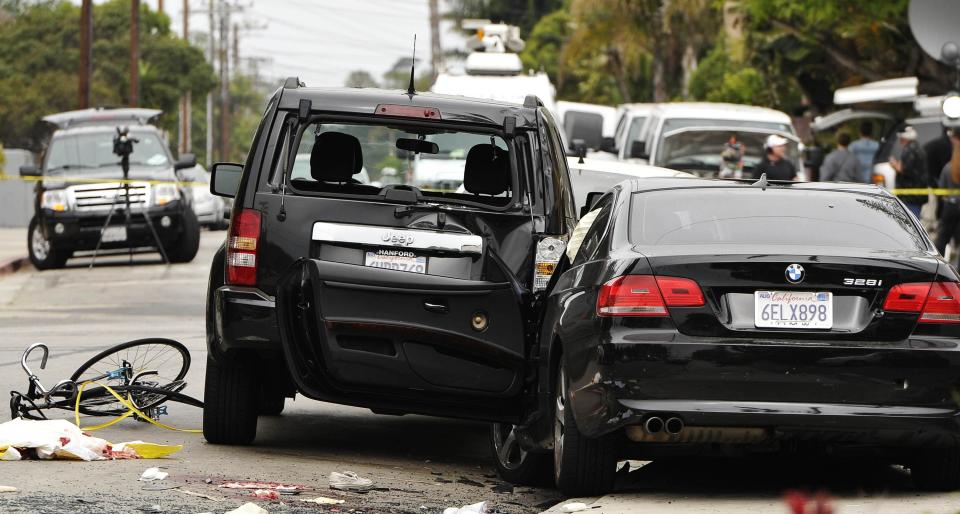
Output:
top-left (0, 227), bottom-right (27, 273)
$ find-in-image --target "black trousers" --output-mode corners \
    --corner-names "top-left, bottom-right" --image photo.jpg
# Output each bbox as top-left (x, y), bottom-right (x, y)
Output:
top-left (935, 201), bottom-right (960, 259)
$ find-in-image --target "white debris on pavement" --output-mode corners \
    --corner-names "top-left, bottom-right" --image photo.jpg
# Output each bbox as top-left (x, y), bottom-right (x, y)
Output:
top-left (328, 471), bottom-right (374, 491)
top-left (443, 500), bottom-right (489, 514)
top-left (300, 496), bottom-right (345, 505)
top-left (225, 503), bottom-right (270, 514)
top-left (560, 502), bottom-right (589, 513)
top-left (138, 467), bottom-right (169, 481)
top-left (0, 418), bottom-right (181, 461)
top-left (0, 486), bottom-right (18, 493)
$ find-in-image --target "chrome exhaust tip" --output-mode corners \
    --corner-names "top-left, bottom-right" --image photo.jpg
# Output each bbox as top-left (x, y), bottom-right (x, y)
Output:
top-left (644, 416), bottom-right (664, 434)
top-left (665, 417), bottom-right (684, 435)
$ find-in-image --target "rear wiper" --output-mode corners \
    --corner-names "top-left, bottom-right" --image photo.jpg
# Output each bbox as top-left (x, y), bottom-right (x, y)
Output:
top-left (394, 203), bottom-right (452, 218)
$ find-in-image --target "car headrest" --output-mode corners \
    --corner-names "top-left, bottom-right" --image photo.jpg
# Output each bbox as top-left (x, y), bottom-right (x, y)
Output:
top-left (310, 132), bottom-right (362, 182)
top-left (463, 144), bottom-right (510, 195)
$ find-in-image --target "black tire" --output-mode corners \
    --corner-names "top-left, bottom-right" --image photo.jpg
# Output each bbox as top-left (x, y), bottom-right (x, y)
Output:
top-left (912, 447), bottom-right (960, 491)
top-left (203, 355), bottom-right (259, 444)
top-left (258, 382), bottom-right (286, 416)
top-left (27, 216), bottom-right (69, 270)
top-left (553, 362), bottom-right (617, 496)
top-left (70, 338), bottom-right (190, 415)
top-left (490, 423), bottom-right (552, 486)
top-left (166, 209), bottom-right (200, 263)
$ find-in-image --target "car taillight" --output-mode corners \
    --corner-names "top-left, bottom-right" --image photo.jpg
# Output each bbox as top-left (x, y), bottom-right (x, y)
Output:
top-left (597, 275), bottom-right (704, 317)
top-left (227, 209), bottom-right (261, 286)
top-left (883, 282), bottom-right (960, 323)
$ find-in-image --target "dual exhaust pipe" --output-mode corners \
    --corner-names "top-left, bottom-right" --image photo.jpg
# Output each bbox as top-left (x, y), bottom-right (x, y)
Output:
top-left (643, 415), bottom-right (684, 436)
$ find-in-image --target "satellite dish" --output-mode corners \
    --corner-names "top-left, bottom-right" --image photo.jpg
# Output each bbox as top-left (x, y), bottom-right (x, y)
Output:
top-left (909, 0), bottom-right (960, 65)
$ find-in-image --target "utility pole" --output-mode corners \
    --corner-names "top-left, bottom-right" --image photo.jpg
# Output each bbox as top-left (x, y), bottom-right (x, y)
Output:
top-left (130, 0), bottom-right (140, 106)
top-left (206, 0), bottom-right (214, 166)
top-left (219, 1), bottom-right (230, 162)
top-left (232, 21), bottom-right (239, 73)
top-left (428, 0), bottom-right (442, 78)
top-left (179, 0), bottom-right (191, 154)
top-left (79, 0), bottom-right (92, 109)
top-left (158, 0), bottom-right (164, 13)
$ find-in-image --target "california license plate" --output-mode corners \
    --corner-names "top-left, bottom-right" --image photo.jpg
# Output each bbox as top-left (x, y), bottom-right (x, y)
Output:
top-left (755, 291), bottom-right (833, 329)
top-left (101, 226), bottom-right (128, 243)
top-left (364, 250), bottom-right (426, 273)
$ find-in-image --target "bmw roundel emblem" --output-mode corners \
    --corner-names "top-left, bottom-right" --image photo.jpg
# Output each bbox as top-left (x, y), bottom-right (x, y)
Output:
top-left (785, 264), bottom-right (805, 284)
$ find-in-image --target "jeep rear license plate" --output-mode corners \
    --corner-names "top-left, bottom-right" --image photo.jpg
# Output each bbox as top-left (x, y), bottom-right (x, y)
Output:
top-left (364, 250), bottom-right (426, 273)
top-left (755, 291), bottom-right (832, 329)
top-left (101, 226), bottom-right (127, 243)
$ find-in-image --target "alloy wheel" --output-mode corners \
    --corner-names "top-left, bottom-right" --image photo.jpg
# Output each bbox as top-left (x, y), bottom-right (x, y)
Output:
top-left (31, 224), bottom-right (49, 261)
top-left (491, 423), bottom-right (528, 471)
top-left (553, 366), bottom-right (566, 480)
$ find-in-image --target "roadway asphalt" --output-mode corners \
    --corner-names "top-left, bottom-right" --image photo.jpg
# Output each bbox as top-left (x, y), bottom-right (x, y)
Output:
top-left (0, 230), bottom-right (959, 514)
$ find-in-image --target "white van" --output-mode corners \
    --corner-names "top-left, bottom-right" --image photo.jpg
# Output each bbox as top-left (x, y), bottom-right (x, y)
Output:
top-left (618, 102), bottom-right (801, 178)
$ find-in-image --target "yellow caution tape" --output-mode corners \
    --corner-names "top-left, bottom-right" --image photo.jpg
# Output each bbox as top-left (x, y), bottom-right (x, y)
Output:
top-left (890, 188), bottom-right (960, 196)
top-left (74, 380), bottom-right (201, 434)
top-left (0, 174), bottom-right (208, 188)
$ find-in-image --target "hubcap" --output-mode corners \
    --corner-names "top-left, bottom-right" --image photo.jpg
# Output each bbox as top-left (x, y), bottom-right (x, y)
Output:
top-left (553, 367), bottom-right (566, 478)
top-left (491, 423), bottom-right (527, 471)
top-left (31, 224), bottom-right (49, 261)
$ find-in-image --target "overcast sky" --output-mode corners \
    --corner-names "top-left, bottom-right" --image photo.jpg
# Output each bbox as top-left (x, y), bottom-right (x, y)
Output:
top-left (80, 0), bottom-right (465, 87)
top-left (171, 0), bottom-right (466, 87)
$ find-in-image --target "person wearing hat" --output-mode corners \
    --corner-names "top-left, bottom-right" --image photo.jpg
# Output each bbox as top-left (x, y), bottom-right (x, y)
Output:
top-left (753, 134), bottom-right (797, 180)
top-left (889, 125), bottom-right (929, 218)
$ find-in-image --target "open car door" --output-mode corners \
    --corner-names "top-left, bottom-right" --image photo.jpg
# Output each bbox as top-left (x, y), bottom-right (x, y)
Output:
top-left (274, 221), bottom-right (532, 424)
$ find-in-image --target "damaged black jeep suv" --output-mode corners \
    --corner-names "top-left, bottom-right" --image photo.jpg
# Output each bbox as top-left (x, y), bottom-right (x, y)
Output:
top-left (204, 79), bottom-right (576, 452)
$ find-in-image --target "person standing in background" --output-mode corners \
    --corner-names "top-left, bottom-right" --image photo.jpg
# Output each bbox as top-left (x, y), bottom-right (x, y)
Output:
top-left (753, 135), bottom-right (797, 180)
top-left (819, 132), bottom-right (860, 182)
top-left (890, 126), bottom-right (929, 218)
top-left (934, 129), bottom-right (960, 263)
top-left (849, 121), bottom-right (879, 183)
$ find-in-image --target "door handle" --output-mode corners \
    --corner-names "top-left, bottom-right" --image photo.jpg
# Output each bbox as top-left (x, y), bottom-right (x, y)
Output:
top-left (423, 301), bottom-right (448, 314)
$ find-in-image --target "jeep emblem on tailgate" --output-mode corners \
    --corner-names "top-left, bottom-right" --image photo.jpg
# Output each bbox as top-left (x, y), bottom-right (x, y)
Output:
top-left (381, 231), bottom-right (415, 246)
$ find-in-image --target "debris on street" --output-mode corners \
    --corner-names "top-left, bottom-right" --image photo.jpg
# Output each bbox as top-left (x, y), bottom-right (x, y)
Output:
top-left (139, 467), bottom-right (169, 481)
top-left (443, 500), bottom-right (489, 514)
top-left (220, 481), bottom-right (308, 492)
top-left (0, 418), bottom-right (182, 461)
top-left (250, 489), bottom-right (280, 500)
top-left (225, 503), bottom-right (270, 514)
top-left (0, 486), bottom-right (18, 493)
top-left (560, 502), bottom-right (589, 513)
top-left (175, 489), bottom-right (226, 502)
top-left (300, 496), bottom-right (345, 505)
top-left (329, 471), bottom-right (374, 492)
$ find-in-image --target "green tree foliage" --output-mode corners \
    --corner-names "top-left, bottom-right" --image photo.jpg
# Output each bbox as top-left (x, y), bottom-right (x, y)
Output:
top-left (344, 70), bottom-right (380, 89)
top-left (448, 0), bottom-right (565, 36)
top-left (0, 0), bottom-right (214, 152)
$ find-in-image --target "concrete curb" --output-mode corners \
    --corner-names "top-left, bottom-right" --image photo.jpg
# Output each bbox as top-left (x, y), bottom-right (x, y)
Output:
top-left (0, 255), bottom-right (28, 278)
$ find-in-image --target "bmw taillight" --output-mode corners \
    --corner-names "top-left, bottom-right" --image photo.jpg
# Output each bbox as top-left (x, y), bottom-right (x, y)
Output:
top-left (597, 275), bottom-right (704, 316)
top-left (227, 209), bottom-right (261, 286)
top-left (883, 282), bottom-right (960, 323)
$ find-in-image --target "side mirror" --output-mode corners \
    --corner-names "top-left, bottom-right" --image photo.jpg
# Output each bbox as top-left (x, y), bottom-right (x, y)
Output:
top-left (174, 153), bottom-right (197, 171)
top-left (211, 162), bottom-right (243, 198)
top-left (805, 146), bottom-right (825, 168)
top-left (19, 164), bottom-right (39, 177)
top-left (600, 137), bottom-right (616, 154)
top-left (629, 140), bottom-right (647, 159)
top-left (580, 191), bottom-right (604, 218)
top-left (570, 139), bottom-right (587, 159)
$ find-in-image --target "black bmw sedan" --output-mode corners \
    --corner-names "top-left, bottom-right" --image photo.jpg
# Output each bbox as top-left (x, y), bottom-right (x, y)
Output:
top-left (523, 177), bottom-right (960, 495)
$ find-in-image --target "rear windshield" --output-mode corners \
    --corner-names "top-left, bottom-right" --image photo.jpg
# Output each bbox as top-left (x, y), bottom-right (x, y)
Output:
top-left (629, 188), bottom-right (927, 251)
top-left (285, 121), bottom-right (514, 207)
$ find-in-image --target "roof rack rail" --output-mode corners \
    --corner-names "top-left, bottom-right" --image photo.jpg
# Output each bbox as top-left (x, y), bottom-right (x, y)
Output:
top-left (523, 94), bottom-right (541, 109)
top-left (283, 76), bottom-right (304, 89)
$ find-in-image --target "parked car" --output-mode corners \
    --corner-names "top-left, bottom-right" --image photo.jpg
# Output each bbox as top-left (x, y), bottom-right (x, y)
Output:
top-left (592, 103), bottom-right (655, 162)
top-left (179, 165), bottom-right (229, 230)
top-left (203, 80), bottom-right (577, 451)
top-left (556, 101), bottom-right (617, 154)
top-left (565, 156), bottom-right (692, 212)
top-left (20, 108), bottom-right (200, 269)
top-left (504, 176), bottom-right (960, 495)
top-left (613, 102), bottom-right (800, 176)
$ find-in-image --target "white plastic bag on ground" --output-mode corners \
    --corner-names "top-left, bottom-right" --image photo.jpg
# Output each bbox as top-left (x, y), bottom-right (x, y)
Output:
top-left (328, 471), bottom-right (373, 491)
top-left (139, 467), bottom-right (169, 481)
top-left (443, 501), bottom-right (488, 514)
top-left (0, 418), bottom-right (181, 461)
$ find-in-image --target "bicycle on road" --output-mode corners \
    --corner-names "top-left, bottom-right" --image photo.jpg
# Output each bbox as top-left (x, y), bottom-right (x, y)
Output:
top-left (9, 338), bottom-right (203, 422)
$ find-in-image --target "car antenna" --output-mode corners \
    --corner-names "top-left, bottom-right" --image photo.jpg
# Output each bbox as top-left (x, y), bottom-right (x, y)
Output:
top-left (752, 172), bottom-right (768, 191)
top-left (406, 34), bottom-right (417, 96)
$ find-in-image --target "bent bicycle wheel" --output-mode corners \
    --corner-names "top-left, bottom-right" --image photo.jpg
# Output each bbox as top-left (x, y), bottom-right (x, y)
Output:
top-left (70, 338), bottom-right (190, 416)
